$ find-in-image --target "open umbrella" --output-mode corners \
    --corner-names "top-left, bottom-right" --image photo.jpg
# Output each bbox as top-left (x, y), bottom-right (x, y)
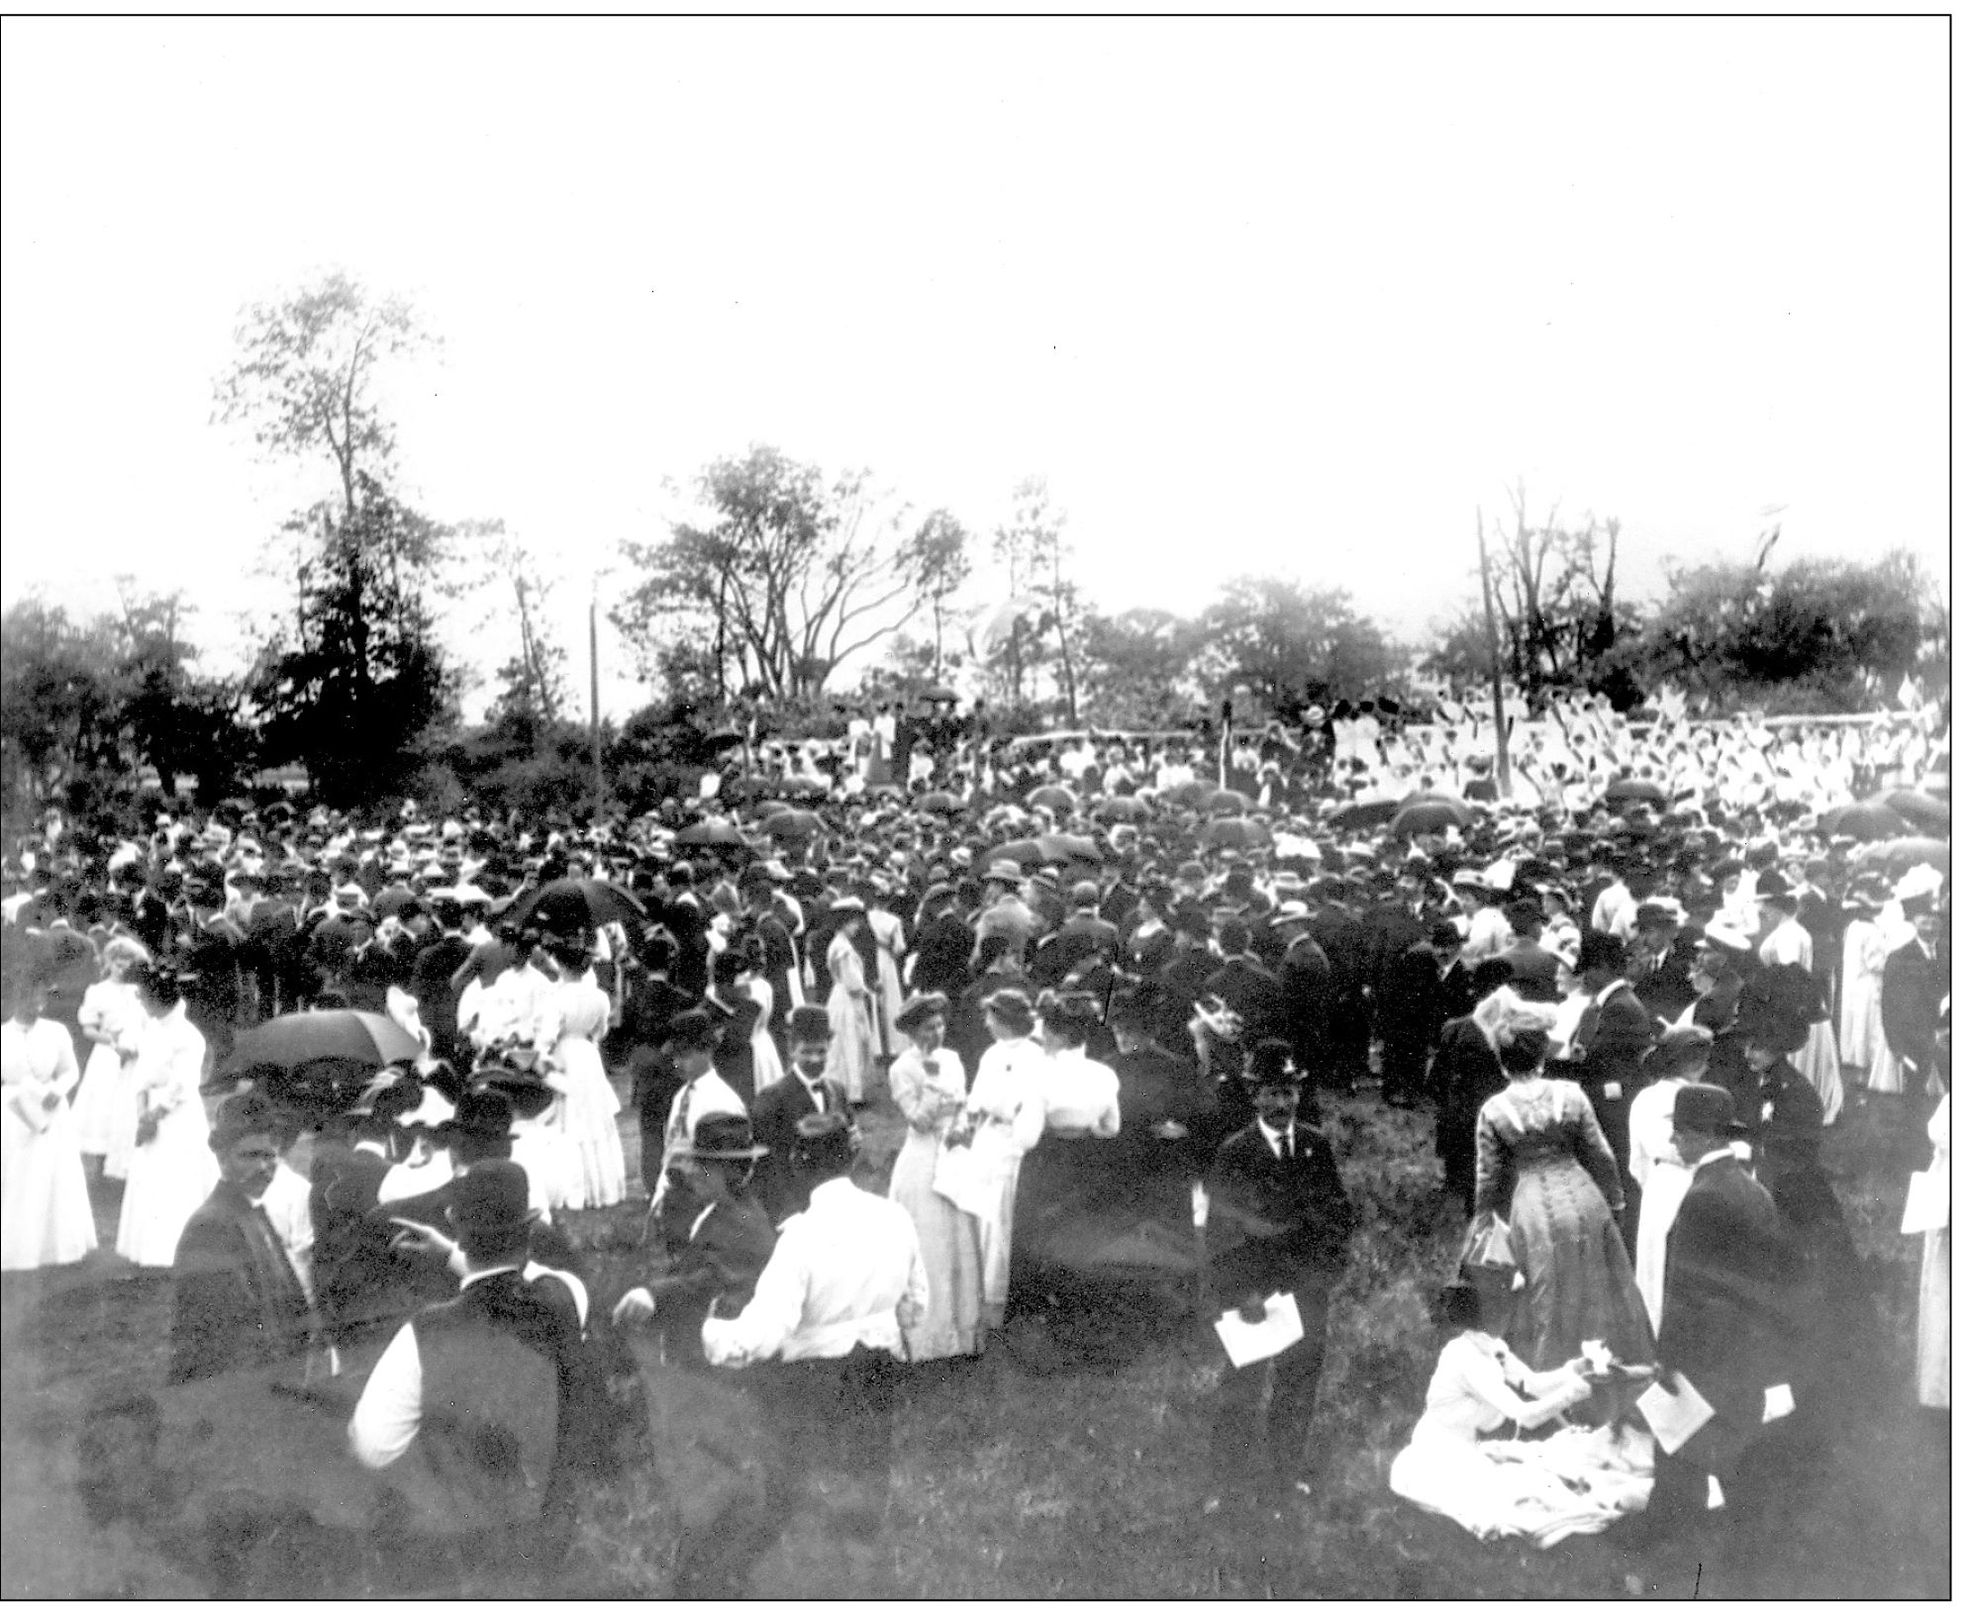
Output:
top-left (1201, 789), bottom-right (1248, 817)
top-left (1158, 778), bottom-right (1211, 809)
top-left (759, 809), bottom-right (823, 840)
top-left (1036, 833), bottom-right (1104, 867)
top-left (1329, 797), bottom-right (1402, 832)
top-left (1388, 796), bottom-right (1473, 839)
top-left (1027, 784), bottom-right (1077, 814)
top-left (1883, 790), bottom-right (1950, 835)
top-left (1602, 778), bottom-right (1668, 807)
top-left (1201, 817), bottom-right (1268, 851)
top-left (1816, 801), bottom-right (1911, 843)
top-left (675, 818), bottom-right (746, 848)
top-left (1091, 795), bottom-right (1150, 823)
top-left (916, 790), bottom-right (964, 815)
top-left (213, 1009), bottom-right (423, 1107)
top-left (503, 877), bottom-right (647, 933)
top-left (990, 838), bottom-right (1048, 870)
top-left (1854, 837), bottom-right (1950, 875)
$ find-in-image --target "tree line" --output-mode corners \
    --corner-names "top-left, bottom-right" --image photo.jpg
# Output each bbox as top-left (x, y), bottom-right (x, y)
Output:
top-left (0, 274), bottom-right (1948, 826)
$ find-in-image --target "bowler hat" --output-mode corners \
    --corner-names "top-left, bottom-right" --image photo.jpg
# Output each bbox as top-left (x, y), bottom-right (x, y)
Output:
top-left (683, 1111), bottom-right (771, 1161)
top-left (788, 1003), bottom-right (833, 1042)
top-left (664, 1009), bottom-right (722, 1056)
top-left (1240, 1038), bottom-right (1306, 1087)
top-left (1671, 1082), bottom-right (1747, 1137)
top-left (211, 1090), bottom-right (279, 1152)
top-left (447, 1160), bottom-right (534, 1235)
top-left (443, 1086), bottom-right (515, 1145)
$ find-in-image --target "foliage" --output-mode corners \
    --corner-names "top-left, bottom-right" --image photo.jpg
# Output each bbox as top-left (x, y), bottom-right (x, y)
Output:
top-left (247, 477), bottom-right (456, 808)
top-left (461, 522), bottom-right (570, 729)
top-left (1199, 575), bottom-right (1405, 718)
top-left (904, 509), bottom-right (973, 684)
top-left (1642, 547), bottom-right (1932, 714)
top-left (614, 446), bottom-right (962, 703)
top-left (214, 270), bottom-right (430, 518)
top-left (0, 589), bottom-right (254, 824)
top-left (1077, 608), bottom-right (1211, 729)
top-left (985, 479), bottom-right (1085, 721)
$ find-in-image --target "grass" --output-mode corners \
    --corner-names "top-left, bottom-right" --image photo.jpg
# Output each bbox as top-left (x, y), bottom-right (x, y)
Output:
top-left (1, 1078), bottom-right (1949, 1598)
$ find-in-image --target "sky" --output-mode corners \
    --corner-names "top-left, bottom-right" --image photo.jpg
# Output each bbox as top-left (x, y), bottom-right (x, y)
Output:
top-left (0, 18), bottom-right (1949, 721)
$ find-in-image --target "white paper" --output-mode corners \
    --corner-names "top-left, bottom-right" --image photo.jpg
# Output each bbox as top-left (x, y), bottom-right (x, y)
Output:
top-left (1214, 1291), bottom-right (1303, 1368)
top-left (1637, 1371), bottom-right (1715, 1455)
top-left (1706, 1475), bottom-right (1726, 1510)
top-left (1901, 1166), bottom-right (1950, 1235)
top-left (1762, 1382), bottom-right (1795, 1424)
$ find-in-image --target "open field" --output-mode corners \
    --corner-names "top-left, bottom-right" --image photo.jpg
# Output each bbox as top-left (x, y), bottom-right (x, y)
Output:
top-left (1, 1078), bottom-right (1948, 1598)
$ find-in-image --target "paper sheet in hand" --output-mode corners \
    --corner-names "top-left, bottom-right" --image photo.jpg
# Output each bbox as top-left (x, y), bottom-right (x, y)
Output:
top-left (1900, 1165), bottom-right (1949, 1235)
top-left (1636, 1371), bottom-right (1714, 1455)
top-left (1215, 1292), bottom-right (1302, 1368)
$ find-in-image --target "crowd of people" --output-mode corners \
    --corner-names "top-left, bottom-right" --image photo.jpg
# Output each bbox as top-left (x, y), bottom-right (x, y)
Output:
top-left (0, 696), bottom-right (1949, 1591)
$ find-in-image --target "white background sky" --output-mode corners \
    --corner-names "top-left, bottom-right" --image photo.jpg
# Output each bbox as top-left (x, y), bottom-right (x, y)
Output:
top-left (1, 18), bottom-right (1949, 721)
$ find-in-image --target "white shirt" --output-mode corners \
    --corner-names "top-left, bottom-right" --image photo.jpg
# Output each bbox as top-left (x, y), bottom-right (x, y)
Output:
top-left (1038, 1047), bottom-right (1121, 1137)
top-left (701, 1177), bottom-right (928, 1366)
top-left (1257, 1120), bottom-right (1295, 1161)
top-left (347, 1261), bottom-right (587, 1469)
top-left (1590, 881), bottom-right (1638, 941)
top-left (259, 1159), bottom-right (316, 1298)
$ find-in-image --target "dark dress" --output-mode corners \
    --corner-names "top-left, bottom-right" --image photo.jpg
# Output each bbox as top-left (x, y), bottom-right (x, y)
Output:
top-left (1472, 1076), bottom-right (1654, 1372)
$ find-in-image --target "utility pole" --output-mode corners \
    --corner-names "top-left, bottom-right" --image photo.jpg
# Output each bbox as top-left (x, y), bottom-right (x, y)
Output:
top-left (1476, 509), bottom-right (1513, 800)
top-left (590, 590), bottom-right (606, 824)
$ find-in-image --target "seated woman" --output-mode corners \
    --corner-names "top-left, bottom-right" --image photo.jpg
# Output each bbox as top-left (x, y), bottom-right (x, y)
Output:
top-left (1389, 1282), bottom-right (1655, 1549)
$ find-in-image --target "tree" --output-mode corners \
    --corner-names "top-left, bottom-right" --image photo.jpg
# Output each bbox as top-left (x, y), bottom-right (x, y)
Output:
top-left (464, 523), bottom-right (569, 731)
top-left (1200, 576), bottom-right (1404, 717)
top-left (986, 478), bottom-right (1084, 721)
top-left (614, 446), bottom-right (956, 704)
top-left (1078, 608), bottom-right (1210, 729)
top-left (215, 271), bottom-right (430, 520)
top-left (1424, 487), bottom-right (1639, 697)
top-left (1642, 548), bottom-right (1931, 714)
top-left (903, 509), bottom-right (971, 683)
top-left (248, 477), bottom-right (455, 806)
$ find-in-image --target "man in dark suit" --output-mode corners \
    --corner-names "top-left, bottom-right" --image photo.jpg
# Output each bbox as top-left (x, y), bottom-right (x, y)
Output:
top-left (910, 884), bottom-right (973, 1003)
top-left (656, 861), bottom-right (711, 998)
top-left (750, 1005), bottom-right (849, 1225)
top-left (618, 930), bottom-right (700, 1189)
top-left (1639, 1084), bottom-right (1801, 1586)
top-left (1629, 901), bottom-right (1698, 1026)
top-left (1204, 1043), bottom-right (1355, 1507)
top-left (1560, 930), bottom-right (1654, 1241)
top-left (1273, 912), bottom-right (1333, 1084)
top-left (168, 1093), bottom-right (315, 1384)
top-left (1881, 899), bottom-right (1945, 1093)
top-left (1495, 898), bottom-right (1562, 1002)
top-left (1031, 880), bottom-right (1120, 990)
top-left (1307, 881), bottom-right (1373, 1093)
top-left (1200, 917), bottom-right (1284, 1045)
top-left (1377, 920), bottom-right (1462, 1109)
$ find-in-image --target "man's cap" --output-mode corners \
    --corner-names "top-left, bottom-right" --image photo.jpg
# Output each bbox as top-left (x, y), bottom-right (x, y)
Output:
top-left (1069, 880), bottom-right (1101, 907)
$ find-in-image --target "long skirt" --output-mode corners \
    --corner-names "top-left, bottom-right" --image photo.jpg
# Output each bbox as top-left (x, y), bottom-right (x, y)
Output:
top-left (116, 1112), bottom-right (219, 1267)
top-left (73, 1042), bottom-right (132, 1159)
top-left (1504, 1158), bottom-right (1655, 1371)
top-left (556, 1038), bottom-right (626, 1210)
top-left (1, 1101), bottom-right (98, 1269)
top-left (887, 1129), bottom-right (983, 1358)
top-left (1796, 1021), bottom-right (1843, 1123)
top-left (826, 992), bottom-right (878, 1105)
top-left (1917, 1225), bottom-right (1949, 1409)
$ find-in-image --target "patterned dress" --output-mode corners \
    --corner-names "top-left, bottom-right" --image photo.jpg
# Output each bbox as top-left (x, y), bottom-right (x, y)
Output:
top-left (1473, 1076), bottom-right (1654, 1371)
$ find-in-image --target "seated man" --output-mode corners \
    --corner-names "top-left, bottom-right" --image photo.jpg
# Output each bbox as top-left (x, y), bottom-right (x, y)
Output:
top-left (168, 1091), bottom-right (315, 1385)
top-left (348, 1162), bottom-right (591, 1564)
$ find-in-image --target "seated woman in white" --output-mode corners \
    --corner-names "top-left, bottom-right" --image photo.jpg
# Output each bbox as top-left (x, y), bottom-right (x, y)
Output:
top-left (1390, 1282), bottom-right (1654, 1548)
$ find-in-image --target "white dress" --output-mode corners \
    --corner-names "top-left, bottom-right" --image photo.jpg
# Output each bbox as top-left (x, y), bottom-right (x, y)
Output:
top-left (824, 932), bottom-right (878, 1104)
top-left (952, 1034), bottom-right (1047, 1328)
top-left (1, 1016), bottom-right (97, 1269)
top-left (1037, 1045), bottom-right (1122, 1136)
top-left (114, 1004), bottom-right (219, 1268)
top-left (1845, 921), bottom-right (1906, 1094)
top-left (866, 907), bottom-right (908, 1058)
top-left (537, 973), bottom-right (626, 1210)
top-left (1759, 921), bottom-right (1841, 1123)
top-left (1916, 1095), bottom-right (1949, 1409)
top-left (745, 975), bottom-right (785, 1095)
top-left (1388, 1330), bottom-right (1653, 1547)
top-left (73, 977), bottom-right (143, 1164)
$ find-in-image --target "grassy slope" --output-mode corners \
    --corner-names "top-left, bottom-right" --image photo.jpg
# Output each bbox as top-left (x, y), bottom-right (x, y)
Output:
top-left (1, 1082), bottom-right (1949, 1599)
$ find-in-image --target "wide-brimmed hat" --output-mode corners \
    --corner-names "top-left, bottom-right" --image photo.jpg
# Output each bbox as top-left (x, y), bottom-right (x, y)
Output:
top-left (1643, 1024), bottom-right (1713, 1077)
top-left (895, 992), bottom-right (950, 1033)
top-left (683, 1111), bottom-right (770, 1161)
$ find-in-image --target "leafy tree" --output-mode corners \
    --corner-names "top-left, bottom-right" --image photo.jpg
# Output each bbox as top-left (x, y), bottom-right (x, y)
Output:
top-left (986, 478), bottom-right (1084, 721)
top-left (1078, 608), bottom-right (1210, 729)
top-left (247, 477), bottom-right (456, 806)
top-left (463, 523), bottom-right (569, 731)
top-left (1200, 576), bottom-right (1404, 718)
top-left (903, 509), bottom-right (972, 683)
top-left (614, 446), bottom-right (954, 703)
top-left (1642, 547), bottom-right (1931, 714)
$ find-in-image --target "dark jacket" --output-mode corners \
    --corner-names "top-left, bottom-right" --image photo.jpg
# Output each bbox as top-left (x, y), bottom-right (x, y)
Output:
top-left (168, 1180), bottom-right (313, 1384)
top-left (750, 1073), bottom-right (847, 1225)
top-left (1881, 936), bottom-right (1944, 1076)
top-left (1205, 1121), bottom-right (1355, 1311)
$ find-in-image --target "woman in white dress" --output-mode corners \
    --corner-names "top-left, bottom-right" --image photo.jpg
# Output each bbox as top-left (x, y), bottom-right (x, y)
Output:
top-left (866, 898), bottom-right (908, 1060)
top-left (1916, 1083), bottom-right (1949, 1410)
top-left (885, 992), bottom-right (984, 1360)
top-left (71, 935), bottom-right (148, 1178)
top-left (1839, 888), bottom-right (1906, 1094)
top-left (824, 909), bottom-right (879, 1105)
top-left (946, 988), bottom-right (1047, 1332)
top-left (1389, 1282), bottom-right (1654, 1548)
top-left (1626, 1025), bottom-right (1710, 1334)
top-left (534, 937), bottom-right (626, 1210)
top-left (2, 971), bottom-right (97, 1271)
top-left (1758, 901), bottom-right (1841, 1123)
top-left (114, 965), bottom-right (219, 1268)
